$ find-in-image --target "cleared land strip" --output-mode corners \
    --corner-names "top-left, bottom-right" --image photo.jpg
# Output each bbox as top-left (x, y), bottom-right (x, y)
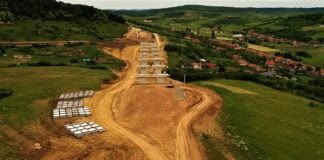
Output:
top-left (88, 29), bottom-right (222, 160)
top-left (88, 45), bottom-right (169, 160)
top-left (202, 82), bottom-right (257, 95)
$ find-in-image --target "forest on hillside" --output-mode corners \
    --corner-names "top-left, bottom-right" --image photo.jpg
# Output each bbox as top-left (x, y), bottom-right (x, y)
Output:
top-left (0, 0), bottom-right (125, 23)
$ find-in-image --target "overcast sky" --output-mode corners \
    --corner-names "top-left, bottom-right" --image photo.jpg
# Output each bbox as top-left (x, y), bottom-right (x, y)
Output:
top-left (58, 0), bottom-right (324, 9)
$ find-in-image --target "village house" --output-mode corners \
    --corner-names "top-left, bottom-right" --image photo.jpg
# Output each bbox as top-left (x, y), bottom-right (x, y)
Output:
top-left (274, 56), bottom-right (284, 63)
top-left (191, 61), bottom-right (217, 70)
top-left (238, 59), bottom-right (248, 66)
top-left (320, 69), bottom-right (324, 77)
top-left (192, 62), bottom-right (202, 70)
top-left (143, 19), bottom-right (152, 23)
top-left (265, 60), bottom-right (275, 71)
top-left (232, 55), bottom-right (241, 60)
top-left (202, 63), bottom-right (217, 69)
top-left (232, 34), bottom-right (244, 39)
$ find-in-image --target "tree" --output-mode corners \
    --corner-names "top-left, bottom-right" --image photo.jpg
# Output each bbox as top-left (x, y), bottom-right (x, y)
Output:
top-left (219, 66), bottom-right (226, 72)
top-left (185, 28), bottom-right (191, 35)
top-left (295, 51), bottom-right (311, 58)
top-left (211, 30), bottom-right (216, 39)
top-left (0, 46), bottom-right (5, 55)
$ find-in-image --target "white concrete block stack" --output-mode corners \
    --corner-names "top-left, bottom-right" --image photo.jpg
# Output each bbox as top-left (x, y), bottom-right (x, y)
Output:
top-left (53, 107), bottom-right (92, 119)
top-left (59, 90), bottom-right (95, 100)
top-left (64, 122), bottom-right (106, 138)
top-left (53, 90), bottom-right (95, 119)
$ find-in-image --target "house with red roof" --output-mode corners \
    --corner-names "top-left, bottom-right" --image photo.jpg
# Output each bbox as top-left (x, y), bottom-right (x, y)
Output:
top-left (238, 60), bottom-right (248, 66)
top-left (320, 69), bottom-right (324, 77)
top-left (265, 60), bottom-right (275, 70)
top-left (202, 63), bottom-right (217, 69)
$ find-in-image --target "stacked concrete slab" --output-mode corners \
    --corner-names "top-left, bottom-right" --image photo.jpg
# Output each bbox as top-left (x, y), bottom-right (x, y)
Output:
top-left (59, 90), bottom-right (95, 100)
top-left (53, 107), bottom-right (91, 119)
top-left (56, 99), bottom-right (84, 108)
top-left (65, 122), bottom-right (106, 138)
top-left (53, 90), bottom-right (95, 119)
top-left (137, 42), bottom-right (169, 84)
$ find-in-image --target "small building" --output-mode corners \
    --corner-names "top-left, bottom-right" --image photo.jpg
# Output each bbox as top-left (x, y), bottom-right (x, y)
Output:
top-left (320, 69), bottom-right (324, 77)
top-left (192, 62), bottom-right (202, 70)
top-left (232, 34), bottom-right (243, 39)
top-left (238, 60), bottom-right (248, 66)
top-left (202, 63), bottom-right (217, 69)
top-left (274, 56), bottom-right (284, 62)
top-left (232, 55), bottom-right (241, 60)
top-left (144, 19), bottom-right (152, 23)
top-left (265, 60), bottom-right (275, 69)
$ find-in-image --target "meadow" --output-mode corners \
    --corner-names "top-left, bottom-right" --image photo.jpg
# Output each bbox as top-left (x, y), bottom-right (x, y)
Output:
top-left (0, 44), bottom-right (124, 70)
top-left (271, 43), bottom-right (324, 67)
top-left (197, 80), bottom-right (324, 160)
top-left (0, 66), bottom-right (116, 158)
top-left (247, 43), bottom-right (279, 53)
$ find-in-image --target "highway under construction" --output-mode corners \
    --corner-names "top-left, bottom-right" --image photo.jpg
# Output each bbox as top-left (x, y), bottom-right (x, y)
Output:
top-left (41, 28), bottom-right (223, 160)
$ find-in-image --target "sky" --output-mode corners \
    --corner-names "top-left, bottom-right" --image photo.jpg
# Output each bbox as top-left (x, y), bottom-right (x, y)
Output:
top-left (58, 0), bottom-right (324, 9)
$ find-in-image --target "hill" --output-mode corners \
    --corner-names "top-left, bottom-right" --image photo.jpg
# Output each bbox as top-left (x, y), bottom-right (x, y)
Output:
top-left (1, 0), bottom-right (125, 23)
top-left (118, 5), bottom-right (324, 42)
top-left (197, 80), bottom-right (324, 160)
top-left (0, 0), bottom-right (128, 41)
top-left (115, 5), bottom-right (324, 17)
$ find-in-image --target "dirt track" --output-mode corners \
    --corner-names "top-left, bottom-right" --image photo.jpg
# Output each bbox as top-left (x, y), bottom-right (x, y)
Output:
top-left (175, 85), bottom-right (222, 160)
top-left (86, 28), bottom-right (222, 160)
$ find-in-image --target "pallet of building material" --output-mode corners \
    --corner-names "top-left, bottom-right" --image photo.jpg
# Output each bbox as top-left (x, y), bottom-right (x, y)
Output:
top-left (64, 122), bottom-right (106, 138)
top-left (58, 90), bottom-right (95, 100)
top-left (56, 99), bottom-right (84, 108)
top-left (52, 107), bottom-right (91, 119)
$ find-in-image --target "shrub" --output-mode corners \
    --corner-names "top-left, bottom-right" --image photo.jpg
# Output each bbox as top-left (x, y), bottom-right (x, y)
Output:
top-left (295, 51), bottom-right (312, 58)
top-left (0, 89), bottom-right (13, 99)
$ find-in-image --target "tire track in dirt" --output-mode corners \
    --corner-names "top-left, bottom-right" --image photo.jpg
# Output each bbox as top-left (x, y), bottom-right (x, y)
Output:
top-left (175, 85), bottom-right (221, 160)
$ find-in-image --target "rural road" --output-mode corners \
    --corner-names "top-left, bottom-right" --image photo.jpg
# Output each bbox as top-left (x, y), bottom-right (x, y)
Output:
top-left (88, 28), bottom-right (221, 160)
top-left (175, 85), bottom-right (221, 160)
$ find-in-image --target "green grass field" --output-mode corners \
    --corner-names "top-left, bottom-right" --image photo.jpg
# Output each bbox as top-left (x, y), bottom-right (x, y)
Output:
top-left (0, 67), bottom-right (114, 127)
top-left (0, 20), bottom-right (128, 41)
top-left (0, 45), bottom-right (124, 70)
top-left (197, 80), bottom-right (324, 160)
top-left (0, 66), bottom-right (116, 158)
top-left (247, 43), bottom-right (280, 52)
top-left (271, 43), bottom-right (324, 67)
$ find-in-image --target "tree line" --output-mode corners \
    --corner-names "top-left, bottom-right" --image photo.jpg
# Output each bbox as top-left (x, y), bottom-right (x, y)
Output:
top-left (0, 0), bottom-right (125, 23)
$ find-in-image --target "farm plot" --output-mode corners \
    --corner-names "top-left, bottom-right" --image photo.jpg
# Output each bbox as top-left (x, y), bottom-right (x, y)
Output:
top-left (248, 43), bottom-right (280, 52)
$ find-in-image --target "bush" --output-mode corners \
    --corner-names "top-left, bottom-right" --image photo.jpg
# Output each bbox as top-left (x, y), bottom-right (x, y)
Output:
top-left (27, 60), bottom-right (66, 66)
top-left (32, 43), bottom-right (50, 48)
top-left (0, 89), bottom-right (13, 99)
top-left (70, 58), bottom-right (79, 63)
top-left (86, 64), bottom-right (107, 70)
top-left (283, 52), bottom-right (302, 61)
top-left (295, 51), bottom-right (312, 58)
top-left (64, 42), bottom-right (84, 47)
top-left (102, 74), bottom-right (117, 84)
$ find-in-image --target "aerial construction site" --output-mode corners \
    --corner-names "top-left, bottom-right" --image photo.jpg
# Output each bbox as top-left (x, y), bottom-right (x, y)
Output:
top-left (11, 28), bottom-right (223, 160)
